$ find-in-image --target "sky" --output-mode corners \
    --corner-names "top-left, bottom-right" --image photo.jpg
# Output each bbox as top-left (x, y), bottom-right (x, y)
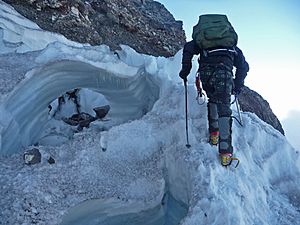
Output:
top-left (158, 0), bottom-right (300, 120)
top-left (158, 0), bottom-right (300, 150)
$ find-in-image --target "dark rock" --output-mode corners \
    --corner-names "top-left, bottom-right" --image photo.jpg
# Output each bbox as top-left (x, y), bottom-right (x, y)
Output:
top-left (3, 0), bottom-right (186, 57)
top-left (238, 86), bottom-right (285, 135)
top-left (23, 148), bottom-right (41, 165)
top-left (93, 105), bottom-right (110, 119)
top-left (48, 156), bottom-right (55, 164)
top-left (62, 112), bottom-right (96, 127)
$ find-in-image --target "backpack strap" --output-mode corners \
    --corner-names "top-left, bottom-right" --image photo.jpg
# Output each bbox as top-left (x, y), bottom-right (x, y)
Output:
top-left (203, 47), bottom-right (237, 57)
top-left (207, 48), bottom-right (237, 54)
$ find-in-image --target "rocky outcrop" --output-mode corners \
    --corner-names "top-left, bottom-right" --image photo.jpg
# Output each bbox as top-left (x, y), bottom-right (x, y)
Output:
top-left (238, 86), bottom-right (285, 135)
top-left (2, 0), bottom-right (185, 57)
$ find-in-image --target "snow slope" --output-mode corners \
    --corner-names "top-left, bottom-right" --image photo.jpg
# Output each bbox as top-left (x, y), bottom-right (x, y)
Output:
top-left (0, 1), bottom-right (299, 224)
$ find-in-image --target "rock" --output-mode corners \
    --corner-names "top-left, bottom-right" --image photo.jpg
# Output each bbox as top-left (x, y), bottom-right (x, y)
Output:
top-left (47, 156), bottom-right (55, 164)
top-left (62, 112), bottom-right (96, 128)
top-left (77, 113), bottom-right (96, 127)
top-left (238, 86), bottom-right (285, 135)
top-left (93, 105), bottom-right (110, 119)
top-left (23, 148), bottom-right (41, 165)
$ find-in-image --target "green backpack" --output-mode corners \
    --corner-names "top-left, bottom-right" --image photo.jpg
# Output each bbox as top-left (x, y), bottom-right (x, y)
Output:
top-left (192, 14), bottom-right (238, 49)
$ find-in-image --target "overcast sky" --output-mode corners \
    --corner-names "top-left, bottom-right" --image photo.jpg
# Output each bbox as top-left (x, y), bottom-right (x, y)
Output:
top-left (158, 0), bottom-right (300, 150)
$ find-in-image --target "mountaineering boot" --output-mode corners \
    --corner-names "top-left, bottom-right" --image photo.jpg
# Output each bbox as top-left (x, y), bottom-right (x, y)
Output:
top-left (209, 131), bottom-right (219, 145)
top-left (219, 153), bottom-right (240, 167)
top-left (219, 153), bottom-right (233, 166)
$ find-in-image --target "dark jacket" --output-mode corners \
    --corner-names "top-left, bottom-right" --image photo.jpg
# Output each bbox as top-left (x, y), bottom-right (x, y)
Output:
top-left (181, 40), bottom-right (249, 88)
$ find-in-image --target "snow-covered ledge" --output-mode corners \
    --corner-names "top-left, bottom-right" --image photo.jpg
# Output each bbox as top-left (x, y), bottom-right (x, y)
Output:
top-left (0, 60), bottom-right (159, 155)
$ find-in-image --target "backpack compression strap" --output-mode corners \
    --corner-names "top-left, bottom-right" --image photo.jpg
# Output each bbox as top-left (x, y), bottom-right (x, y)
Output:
top-left (203, 47), bottom-right (237, 57)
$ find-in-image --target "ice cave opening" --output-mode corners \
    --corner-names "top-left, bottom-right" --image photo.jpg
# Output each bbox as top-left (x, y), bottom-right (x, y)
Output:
top-left (0, 60), bottom-right (160, 155)
top-left (37, 88), bottom-right (111, 147)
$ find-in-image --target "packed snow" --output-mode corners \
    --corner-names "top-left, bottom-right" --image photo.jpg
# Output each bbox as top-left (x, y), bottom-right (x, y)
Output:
top-left (0, 1), bottom-right (299, 225)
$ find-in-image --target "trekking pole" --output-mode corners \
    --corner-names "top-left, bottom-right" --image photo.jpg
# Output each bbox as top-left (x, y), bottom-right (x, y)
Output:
top-left (235, 96), bottom-right (243, 126)
top-left (231, 93), bottom-right (243, 127)
top-left (184, 81), bottom-right (191, 148)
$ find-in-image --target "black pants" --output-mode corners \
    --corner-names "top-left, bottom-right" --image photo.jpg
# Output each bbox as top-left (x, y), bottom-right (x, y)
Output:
top-left (200, 65), bottom-right (233, 154)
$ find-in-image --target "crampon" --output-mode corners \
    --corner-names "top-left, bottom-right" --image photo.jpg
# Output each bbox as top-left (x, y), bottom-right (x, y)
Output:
top-left (219, 153), bottom-right (240, 168)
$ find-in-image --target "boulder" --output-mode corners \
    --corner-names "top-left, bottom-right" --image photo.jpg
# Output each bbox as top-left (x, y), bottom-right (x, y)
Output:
top-left (23, 148), bottom-right (41, 165)
top-left (93, 105), bottom-right (110, 119)
top-left (62, 112), bottom-right (96, 128)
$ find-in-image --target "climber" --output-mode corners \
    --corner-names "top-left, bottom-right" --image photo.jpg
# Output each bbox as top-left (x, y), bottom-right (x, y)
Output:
top-left (179, 14), bottom-right (249, 166)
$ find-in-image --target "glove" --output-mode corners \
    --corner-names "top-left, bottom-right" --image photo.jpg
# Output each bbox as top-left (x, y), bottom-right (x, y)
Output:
top-left (179, 70), bottom-right (188, 82)
top-left (233, 79), bottom-right (244, 95)
top-left (179, 64), bottom-right (192, 82)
